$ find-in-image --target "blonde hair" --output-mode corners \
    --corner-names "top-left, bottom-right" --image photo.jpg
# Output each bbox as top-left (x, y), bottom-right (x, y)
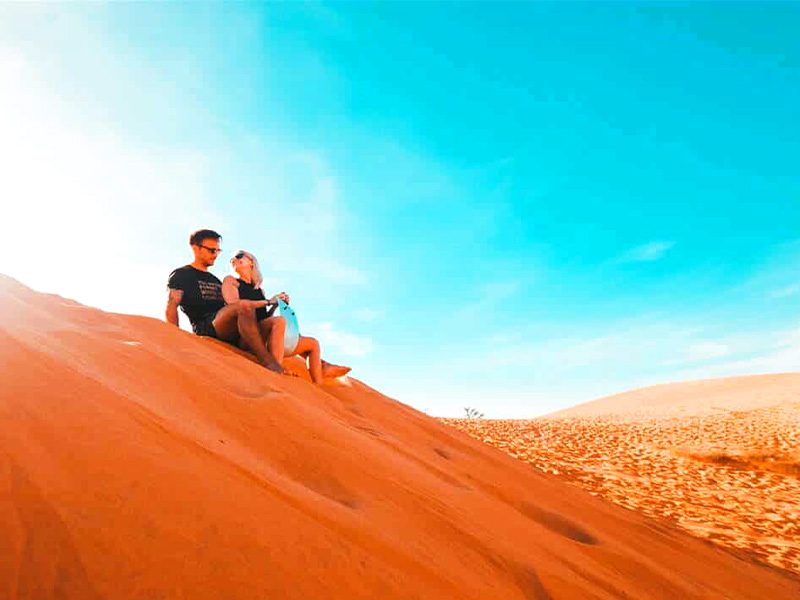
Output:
top-left (231, 250), bottom-right (263, 289)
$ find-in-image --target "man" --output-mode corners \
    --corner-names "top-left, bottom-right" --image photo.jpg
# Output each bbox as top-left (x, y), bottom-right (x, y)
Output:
top-left (166, 229), bottom-right (285, 374)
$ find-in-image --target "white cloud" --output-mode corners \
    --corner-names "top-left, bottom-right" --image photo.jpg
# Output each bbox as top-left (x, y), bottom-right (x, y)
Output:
top-left (0, 50), bottom-right (225, 319)
top-left (481, 280), bottom-right (521, 298)
top-left (404, 317), bottom-right (799, 417)
top-left (353, 308), bottom-right (384, 322)
top-left (769, 283), bottom-right (800, 299)
top-left (681, 326), bottom-right (800, 379)
top-left (728, 240), bottom-right (800, 302)
top-left (486, 318), bottom-right (796, 378)
top-left (617, 241), bottom-right (675, 263)
top-left (485, 320), bottom-right (694, 371)
top-left (309, 322), bottom-right (374, 358)
top-left (449, 279), bottom-right (522, 323)
top-left (210, 139), bottom-right (367, 292)
top-left (684, 341), bottom-right (731, 361)
top-left (0, 36), bottom-right (365, 322)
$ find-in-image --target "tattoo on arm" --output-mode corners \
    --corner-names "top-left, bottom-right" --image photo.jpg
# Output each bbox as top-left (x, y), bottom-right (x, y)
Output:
top-left (221, 276), bottom-right (240, 305)
top-left (166, 288), bottom-right (183, 325)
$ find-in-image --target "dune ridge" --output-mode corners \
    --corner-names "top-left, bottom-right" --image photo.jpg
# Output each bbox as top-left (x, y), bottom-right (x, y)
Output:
top-left (550, 373), bottom-right (800, 419)
top-left (1, 274), bottom-right (798, 599)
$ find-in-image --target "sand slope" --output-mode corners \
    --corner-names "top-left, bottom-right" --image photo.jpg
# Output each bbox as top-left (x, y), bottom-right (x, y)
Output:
top-left (1, 275), bottom-right (798, 599)
top-left (446, 375), bottom-right (800, 576)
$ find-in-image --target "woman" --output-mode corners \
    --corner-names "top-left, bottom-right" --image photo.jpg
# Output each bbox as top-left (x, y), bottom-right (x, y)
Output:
top-left (221, 250), bottom-right (351, 383)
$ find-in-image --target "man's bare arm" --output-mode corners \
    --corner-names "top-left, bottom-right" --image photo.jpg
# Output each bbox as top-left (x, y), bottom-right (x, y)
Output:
top-left (166, 289), bottom-right (183, 326)
top-left (221, 276), bottom-right (240, 305)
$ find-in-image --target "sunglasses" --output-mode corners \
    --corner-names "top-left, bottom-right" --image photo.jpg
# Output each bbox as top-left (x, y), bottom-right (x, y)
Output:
top-left (199, 245), bottom-right (222, 254)
top-left (234, 251), bottom-right (246, 260)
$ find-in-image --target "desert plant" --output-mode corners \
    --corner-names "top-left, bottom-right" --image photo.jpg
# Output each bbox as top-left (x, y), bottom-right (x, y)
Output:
top-left (464, 407), bottom-right (484, 419)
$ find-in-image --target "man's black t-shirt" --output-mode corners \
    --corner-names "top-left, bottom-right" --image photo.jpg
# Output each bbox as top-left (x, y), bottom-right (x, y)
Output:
top-left (167, 265), bottom-right (225, 330)
top-left (237, 279), bottom-right (276, 322)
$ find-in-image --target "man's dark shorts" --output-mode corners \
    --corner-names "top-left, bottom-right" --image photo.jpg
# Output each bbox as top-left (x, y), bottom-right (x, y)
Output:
top-left (192, 313), bottom-right (218, 338)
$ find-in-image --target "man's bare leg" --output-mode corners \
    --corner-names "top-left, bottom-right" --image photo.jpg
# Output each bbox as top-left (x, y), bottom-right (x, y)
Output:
top-left (212, 302), bottom-right (283, 373)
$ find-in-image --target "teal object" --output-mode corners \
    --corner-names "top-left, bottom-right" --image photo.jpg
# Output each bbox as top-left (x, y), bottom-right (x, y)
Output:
top-left (276, 299), bottom-right (300, 355)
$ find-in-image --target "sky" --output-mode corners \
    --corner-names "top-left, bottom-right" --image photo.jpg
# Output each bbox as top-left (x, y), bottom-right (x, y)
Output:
top-left (1, 2), bottom-right (799, 417)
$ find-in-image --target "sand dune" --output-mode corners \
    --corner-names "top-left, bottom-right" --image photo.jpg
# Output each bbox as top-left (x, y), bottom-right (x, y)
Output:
top-left (445, 376), bottom-right (800, 577)
top-left (1, 275), bottom-right (798, 599)
top-left (550, 373), bottom-right (800, 418)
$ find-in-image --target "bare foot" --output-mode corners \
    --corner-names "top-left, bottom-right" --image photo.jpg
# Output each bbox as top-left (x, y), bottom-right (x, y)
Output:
top-left (263, 359), bottom-right (284, 374)
top-left (263, 360), bottom-right (299, 378)
top-left (321, 360), bottom-right (351, 379)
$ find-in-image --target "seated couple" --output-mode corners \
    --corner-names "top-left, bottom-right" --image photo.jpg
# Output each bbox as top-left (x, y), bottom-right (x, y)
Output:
top-left (166, 229), bottom-right (350, 382)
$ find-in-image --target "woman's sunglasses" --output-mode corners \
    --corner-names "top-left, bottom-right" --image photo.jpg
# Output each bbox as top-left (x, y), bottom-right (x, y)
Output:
top-left (234, 251), bottom-right (246, 260)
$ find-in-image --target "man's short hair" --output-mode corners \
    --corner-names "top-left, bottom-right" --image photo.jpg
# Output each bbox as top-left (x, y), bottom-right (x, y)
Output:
top-left (189, 229), bottom-right (222, 246)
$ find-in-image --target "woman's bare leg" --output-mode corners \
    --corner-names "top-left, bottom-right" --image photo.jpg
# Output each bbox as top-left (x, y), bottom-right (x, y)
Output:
top-left (291, 336), bottom-right (351, 383)
top-left (320, 360), bottom-right (351, 379)
top-left (293, 336), bottom-right (322, 383)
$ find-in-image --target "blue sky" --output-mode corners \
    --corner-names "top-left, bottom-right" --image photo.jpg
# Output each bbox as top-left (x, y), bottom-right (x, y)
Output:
top-left (1, 2), bottom-right (799, 416)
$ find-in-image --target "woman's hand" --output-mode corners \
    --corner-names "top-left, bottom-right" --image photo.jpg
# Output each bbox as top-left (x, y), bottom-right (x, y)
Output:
top-left (270, 292), bottom-right (290, 305)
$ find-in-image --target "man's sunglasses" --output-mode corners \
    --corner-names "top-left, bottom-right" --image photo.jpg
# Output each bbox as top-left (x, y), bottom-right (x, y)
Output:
top-left (199, 245), bottom-right (222, 254)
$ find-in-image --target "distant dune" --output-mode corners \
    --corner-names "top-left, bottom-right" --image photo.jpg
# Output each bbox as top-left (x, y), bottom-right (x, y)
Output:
top-left (446, 374), bottom-right (800, 577)
top-left (2, 274), bottom-right (798, 599)
top-left (548, 373), bottom-right (800, 419)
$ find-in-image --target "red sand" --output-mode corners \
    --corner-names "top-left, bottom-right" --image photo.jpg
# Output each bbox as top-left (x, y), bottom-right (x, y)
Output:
top-left (1, 274), bottom-right (798, 599)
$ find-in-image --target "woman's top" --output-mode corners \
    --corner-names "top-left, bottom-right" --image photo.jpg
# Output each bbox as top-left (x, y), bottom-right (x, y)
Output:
top-left (236, 278), bottom-right (277, 322)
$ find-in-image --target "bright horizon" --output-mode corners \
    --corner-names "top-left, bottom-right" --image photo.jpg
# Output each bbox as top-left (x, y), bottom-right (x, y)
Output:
top-left (2, 2), bottom-right (799, 417)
